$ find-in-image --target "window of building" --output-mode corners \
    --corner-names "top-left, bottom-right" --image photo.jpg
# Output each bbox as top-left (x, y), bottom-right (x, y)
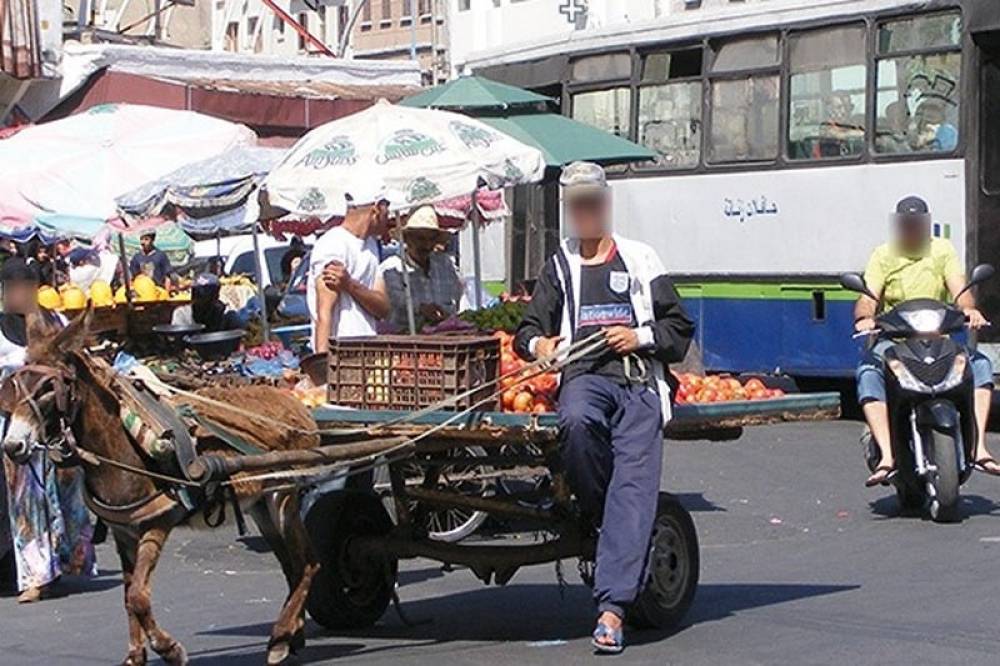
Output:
top-left (297, 13), bottom-right (308, 50)
top-left (458, 0), bottom-right (470, 10)
top-left (362, 1), bottom-right (372, 22)
top-left (246, 16), bottom-right (261, 53)
top-left (708, 35), bottom-right (780, 163)
top-left (787, 24), bottom-right (867, 160)
top-left (637, 48), bottom-right (703, 169)
top-left (571, 53), bottom-right (632, 83)
top-left (572, 88), bottom-right (632, 139)
top-left (381, 0), bottom-right (392, 23)
top-left (874, 12), bottom-right (963, 155)
top-left (224, 21), bottom-right (238, 52)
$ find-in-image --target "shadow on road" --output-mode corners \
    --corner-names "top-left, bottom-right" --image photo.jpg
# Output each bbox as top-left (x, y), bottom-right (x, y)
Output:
top-left (869, 493), bottom-right (1000, 519)
top-left (195, 581), bottom-right (858, 661)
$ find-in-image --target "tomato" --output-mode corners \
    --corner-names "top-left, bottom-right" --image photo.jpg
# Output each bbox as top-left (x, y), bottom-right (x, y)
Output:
top-left (513, 392), bottom-right (534, 413)
top-left (687, 375), bottom-right (704, 389)
top-left (744, 378), bottom-right (766, 392)
top-left (697, 388), bottom-right (718, 403)
top-left (732, 387), bottom-right (749, 401)
top-left (769, 388), bottom-right (786, 399)
top-left (724, 377), bottom-right (742, 391)
top-left (502, 388), bottom-right (519, 411)
top-left (749, 388), bottom-right (768, 400)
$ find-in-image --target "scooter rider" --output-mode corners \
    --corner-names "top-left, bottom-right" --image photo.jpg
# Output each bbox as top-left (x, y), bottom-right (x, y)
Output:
top-left (514, 162), bottom-right (694, 653)
top-left (855, 196), bottom-right (1000, 486)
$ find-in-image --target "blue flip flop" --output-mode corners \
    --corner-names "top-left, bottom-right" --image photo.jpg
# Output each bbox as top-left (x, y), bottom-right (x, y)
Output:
top-left (592, 621), bottom-right (624, 654)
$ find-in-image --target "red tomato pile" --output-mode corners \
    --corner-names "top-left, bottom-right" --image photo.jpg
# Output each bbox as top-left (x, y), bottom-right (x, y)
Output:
top-left (246, 341), bottom-right (284, 360)
top-left (673, 373), bottom-right (786, 404)
top-left (493, 331), bottom-right (558, 413)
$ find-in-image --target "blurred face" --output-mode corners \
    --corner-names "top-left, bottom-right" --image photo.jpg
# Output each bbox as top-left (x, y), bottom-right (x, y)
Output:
top-left (35, 246), bottom-right (49, 262)
top-left (140, 235), bottom-right (155, 253)
top-left (3, 281), bottom-right (37, 313)
top-left (566, 192), bottom-right (611, 241)
top-left (370, 202), bottom-right (390, 237)
top-left (895, 215), bottom-right (931, 252)
top-left (405, 229), bottom-right (442, 263)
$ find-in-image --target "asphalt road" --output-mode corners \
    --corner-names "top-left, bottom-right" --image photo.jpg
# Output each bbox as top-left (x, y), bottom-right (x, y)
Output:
top-left (6, 420), bottom-right (1000, 665)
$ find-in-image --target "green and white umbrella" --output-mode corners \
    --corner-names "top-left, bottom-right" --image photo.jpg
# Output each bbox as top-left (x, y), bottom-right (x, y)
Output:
top-left (263, 99), bottom-right (545, 218)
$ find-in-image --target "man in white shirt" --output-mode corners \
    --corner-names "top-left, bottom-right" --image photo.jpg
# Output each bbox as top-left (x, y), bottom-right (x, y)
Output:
top-left (308, 195), bottom-right (391, 352)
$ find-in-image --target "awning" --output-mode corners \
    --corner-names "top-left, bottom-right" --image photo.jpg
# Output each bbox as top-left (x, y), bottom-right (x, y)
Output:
top-left (477, 55), bottom-right (569, 90)
top-left (968, 1), bottom-right (1000, 34)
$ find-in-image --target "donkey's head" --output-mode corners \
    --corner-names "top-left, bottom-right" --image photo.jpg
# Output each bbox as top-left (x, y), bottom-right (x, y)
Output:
top-left (0, 307), bottom-right (92, 461)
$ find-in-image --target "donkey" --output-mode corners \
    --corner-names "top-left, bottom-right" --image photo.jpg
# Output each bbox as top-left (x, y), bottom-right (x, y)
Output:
top-left (1, 309), bottom-right (323, 666)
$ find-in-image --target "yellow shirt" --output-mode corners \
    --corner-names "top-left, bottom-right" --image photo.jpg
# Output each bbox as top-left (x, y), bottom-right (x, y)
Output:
top-left (863, 238), bottom-right (963, 310)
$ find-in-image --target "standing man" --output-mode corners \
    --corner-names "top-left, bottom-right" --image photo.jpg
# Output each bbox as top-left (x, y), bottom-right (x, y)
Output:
top-left (855, 196), bottom-right (999, 485)
top-left (308, 195), bottom-right (391, 353)
top-left (129, 232), bottom-right (173, 291)
top-left (379, 205), bottom-right (463, 331)
top-left (514, 162), bottom-right (694, 653)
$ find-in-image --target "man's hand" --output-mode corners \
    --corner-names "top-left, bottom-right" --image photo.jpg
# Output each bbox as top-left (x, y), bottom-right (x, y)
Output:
top-left (418, 303), bottom-right (448, 324)
top-left (965, 307), bottom-right (988, 330)
top-left (854, 317), bottom-right (877, 333)
top-left (534, 336), bottom-right (563, 360)
top-left (322, 261), bottom-right (351, 292)
top-left (605, 326), bottom-right (640, 355)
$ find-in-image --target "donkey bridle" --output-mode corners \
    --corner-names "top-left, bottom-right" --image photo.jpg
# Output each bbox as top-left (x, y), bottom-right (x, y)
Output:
top-left (3, 363), bottom-right (81, 465)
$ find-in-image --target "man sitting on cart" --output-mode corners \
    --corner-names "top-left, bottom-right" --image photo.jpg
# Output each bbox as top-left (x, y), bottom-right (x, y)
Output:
top-left (308, 192), bottom-right (391, 353)
top-left (515, 161), bottom-right (694, 653)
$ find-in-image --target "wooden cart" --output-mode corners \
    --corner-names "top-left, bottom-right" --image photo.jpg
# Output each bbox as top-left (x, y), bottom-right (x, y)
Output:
top-left (299, 392), bottom-right (841, 631)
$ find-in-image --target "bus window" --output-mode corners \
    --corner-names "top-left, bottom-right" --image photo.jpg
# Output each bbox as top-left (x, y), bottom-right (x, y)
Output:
top-left (709, 75), bottom-right (780, 162)
top-left (638, 48), bottom-right (703, 169)
top-left (708, 35), bottom-right (780, 163)
top-left (572, 88), bottom-right (631, 139)
top-left (710, 34), bottom-right (779, 72)
top-left (787, 24), bottom-right (866, 160)
top-left (875, 12), bottom-right (963, 155)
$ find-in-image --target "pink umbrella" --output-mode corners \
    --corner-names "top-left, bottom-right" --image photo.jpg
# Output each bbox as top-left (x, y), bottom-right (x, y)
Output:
top-left (0, 104), bottom-right (256, 229)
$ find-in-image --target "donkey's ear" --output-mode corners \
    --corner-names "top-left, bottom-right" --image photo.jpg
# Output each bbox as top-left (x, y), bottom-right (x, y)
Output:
top-left (51, 302), bottom-right (93, 353)
top-left (26, 310), bottom-right (59, 344)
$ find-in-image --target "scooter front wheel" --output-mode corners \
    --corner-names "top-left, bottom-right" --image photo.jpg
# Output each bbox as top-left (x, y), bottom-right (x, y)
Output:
top-left (927, 429), bottom-right (962, 523)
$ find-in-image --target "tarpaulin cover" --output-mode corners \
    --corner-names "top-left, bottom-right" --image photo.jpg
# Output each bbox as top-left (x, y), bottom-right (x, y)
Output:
top-left (116, 145), bottom-right (285, 220)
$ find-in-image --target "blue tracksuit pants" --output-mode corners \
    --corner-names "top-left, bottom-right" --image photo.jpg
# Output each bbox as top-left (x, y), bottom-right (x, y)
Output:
top-left (558, 374), bottom-right (663, 618)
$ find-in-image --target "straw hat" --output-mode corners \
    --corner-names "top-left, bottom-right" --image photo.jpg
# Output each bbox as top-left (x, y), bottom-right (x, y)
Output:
top-left (403, 205), bottom-right (449, 241)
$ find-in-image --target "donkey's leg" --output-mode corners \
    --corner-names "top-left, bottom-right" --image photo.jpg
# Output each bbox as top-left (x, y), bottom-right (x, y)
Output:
top-left (128, 525), bottom-right (188, 666)
top-left (113, 530), bottom-right (147, 666)
top-left (264, 491), bottom-right (320, 666)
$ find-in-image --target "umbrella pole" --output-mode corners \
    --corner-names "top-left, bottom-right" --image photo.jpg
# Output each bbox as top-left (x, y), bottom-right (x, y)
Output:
top-left (251, 222), bottom-right (270, 342)
top-left (397, 213), bottom-right (417, 334)
top-left (470, 189), bottom-right (483, 309)
top-left (117, 232), bottom-right (135, 336)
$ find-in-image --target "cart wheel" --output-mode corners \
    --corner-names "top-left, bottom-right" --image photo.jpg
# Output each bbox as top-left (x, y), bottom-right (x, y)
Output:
top-left (305, 492), bottom-right (397, 630)
top-left (376, 446), bottom-right (493, 543)
top-left (628, 493), bottom-right (699, 631)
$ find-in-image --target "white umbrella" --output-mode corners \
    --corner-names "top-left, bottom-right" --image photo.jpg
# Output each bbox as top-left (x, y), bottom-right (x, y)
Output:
top-left (0, 104), bottom-right (256, 225)
top-left (263, 99), bottom-right (545, 217)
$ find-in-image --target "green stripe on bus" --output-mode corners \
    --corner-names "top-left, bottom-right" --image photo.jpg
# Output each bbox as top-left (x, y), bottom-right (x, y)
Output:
top-left (675, 282), bottom-right (858, 301)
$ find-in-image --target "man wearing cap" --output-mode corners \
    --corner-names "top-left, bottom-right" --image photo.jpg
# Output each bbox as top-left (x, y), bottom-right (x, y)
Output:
top-left (129, 231), bottom-right (173, 291)
top-left (514, 162), bottom-right (694, 653)
top-left (171, 273), bottom-right (242, 333)
top-left (309, 196), bottom-right (391, 353)
top-left (855, 196), bottom-right (1000, 486)
top-left (379, 205), bottom-right (463, 332)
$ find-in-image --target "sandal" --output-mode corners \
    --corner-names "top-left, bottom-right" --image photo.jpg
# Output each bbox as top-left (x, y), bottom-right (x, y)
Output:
top-left (592, 621), bottom-right (624, 655)
top-left (865, 465), bottom-right (897, 488)
top-left (974, 456), bottom-right (1000, 477)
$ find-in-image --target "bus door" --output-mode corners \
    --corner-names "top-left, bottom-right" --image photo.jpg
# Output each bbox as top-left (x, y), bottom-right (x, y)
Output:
top-left (972, 17), bottom-right (1000, 342)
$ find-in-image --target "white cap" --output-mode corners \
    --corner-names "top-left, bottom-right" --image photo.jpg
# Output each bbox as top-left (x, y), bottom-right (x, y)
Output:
top-left (560, 161), bottom-right (609, 200)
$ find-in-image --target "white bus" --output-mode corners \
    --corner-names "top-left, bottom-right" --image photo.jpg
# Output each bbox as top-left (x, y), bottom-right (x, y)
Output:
top-left (469, 0), bottom-right (1000, 379)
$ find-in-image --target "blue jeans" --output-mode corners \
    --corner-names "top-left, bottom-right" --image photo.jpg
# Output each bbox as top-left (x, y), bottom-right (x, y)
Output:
top-left (558, 375), bottom-right (663, 618)
top-left (856, 339), bottom-right (994, 404)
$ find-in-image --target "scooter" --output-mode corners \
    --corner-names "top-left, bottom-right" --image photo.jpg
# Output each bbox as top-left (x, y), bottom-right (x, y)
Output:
top-left (840, 264), bottom-right (995, 522)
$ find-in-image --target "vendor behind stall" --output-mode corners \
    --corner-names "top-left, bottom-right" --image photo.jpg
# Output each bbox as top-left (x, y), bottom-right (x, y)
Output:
top-left (129, 231), bottom-right (173, 290)
top-left (171, 273), bottom-right (242, 332)
top-left (379, 205), bottom-right (463, 331)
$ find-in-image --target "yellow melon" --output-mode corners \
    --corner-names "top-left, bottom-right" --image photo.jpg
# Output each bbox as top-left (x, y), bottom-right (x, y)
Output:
top-left (89, 280), bottom-right (113, 307)
top-left (37, 286), bottom-right (62, 310)
top-left (59, 285), bottom-right (87, 310)
top-left (114, 286), bottom-right (128, 304)
top-left (132, 274), bottom-right (158, 302)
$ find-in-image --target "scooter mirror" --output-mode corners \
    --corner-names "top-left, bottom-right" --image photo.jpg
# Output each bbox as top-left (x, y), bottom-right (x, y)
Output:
top-left (839, 273), bottom-right (877, 301)
top-left (970, 264), bottom-right (995, 286)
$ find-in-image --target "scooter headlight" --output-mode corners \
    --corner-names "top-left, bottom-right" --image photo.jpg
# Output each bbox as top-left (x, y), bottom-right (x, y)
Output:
top-left (935, 354), bottom-right (968, 393)
top-left (887, 358), bottom-right (929, 392)
top-left (898, 309), bottom-right (946, 334)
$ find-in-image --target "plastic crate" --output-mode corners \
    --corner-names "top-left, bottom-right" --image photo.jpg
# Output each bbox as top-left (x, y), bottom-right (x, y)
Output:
top-left (327, 335), bottom-right (500, 411)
